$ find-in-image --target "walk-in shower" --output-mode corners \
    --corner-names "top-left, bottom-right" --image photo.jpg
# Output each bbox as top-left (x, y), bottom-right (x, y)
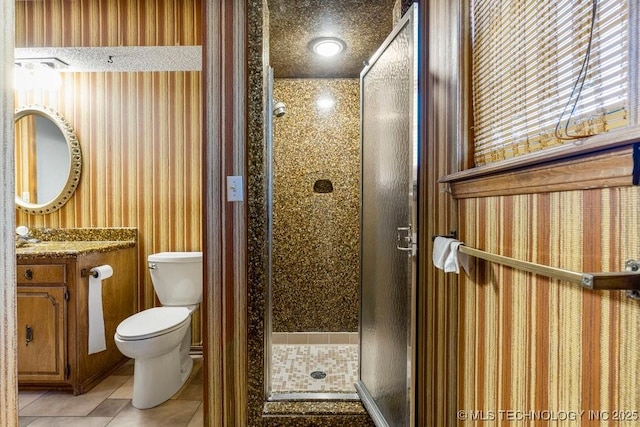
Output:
top-left (263, 2), bottom-right (414, 413)
top-left (266, 72), bottom-right (361, 400)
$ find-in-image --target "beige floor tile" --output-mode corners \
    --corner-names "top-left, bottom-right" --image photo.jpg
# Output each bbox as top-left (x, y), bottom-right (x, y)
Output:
top-left (19, 391), bottom-right (46, 409)
top-left (27, 416), bottom-right (112, 426)
top-left (88, 398), bottom-right (130, 417)
top-left (17, 357), bottom-right (202, 425)
top-left (108, 400), bottom-right (200, 426)
top-left (91, 374), bottom-right (133, 393)
top-left (18, 416), bottom-right (37, 427)
top-left (173, 361), bottom-right (203, 401)
top-left (172, 381), bottom-right (202, 402)
top-left (172, 384), bottom-right (202, 401)
top-left (19, 375), bottom-right (130, 417)
top-left (108, 376), bottom-right (133, 399)
top-left (186, 403), bottom-right (203, 427)
top-left (110, 360), bottom-right (135, 376)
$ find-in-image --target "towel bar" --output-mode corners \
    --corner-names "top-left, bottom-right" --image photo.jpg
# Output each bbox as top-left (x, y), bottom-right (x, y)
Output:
top-left (458, 246), bottom-right (640, 291)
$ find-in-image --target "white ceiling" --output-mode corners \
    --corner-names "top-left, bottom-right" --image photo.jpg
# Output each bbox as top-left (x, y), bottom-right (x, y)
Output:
top-left (14, 46), bottom-right (202, 72)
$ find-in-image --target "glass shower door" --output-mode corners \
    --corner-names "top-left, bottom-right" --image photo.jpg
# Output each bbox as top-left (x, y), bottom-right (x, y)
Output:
top-left (356, 4), bottom-right (418, 427)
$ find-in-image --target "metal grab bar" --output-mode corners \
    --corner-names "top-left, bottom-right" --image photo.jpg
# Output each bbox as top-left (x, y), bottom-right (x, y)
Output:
top-left (458, 246), bottom-right (640, 291)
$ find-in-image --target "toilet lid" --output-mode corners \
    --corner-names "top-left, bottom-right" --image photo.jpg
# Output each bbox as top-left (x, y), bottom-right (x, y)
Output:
top-left (116, 307), bottom-right (191, 340)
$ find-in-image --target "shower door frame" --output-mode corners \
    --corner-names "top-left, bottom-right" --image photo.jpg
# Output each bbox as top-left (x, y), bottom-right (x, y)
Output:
top-left (355, 4), bottom-right (419, 426)
top-left (264, 65), bottom-right (274, 400)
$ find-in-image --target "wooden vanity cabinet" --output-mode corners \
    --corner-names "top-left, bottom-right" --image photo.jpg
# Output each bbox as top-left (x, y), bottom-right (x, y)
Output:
top-left (17, 247), bottom-right (137, 395)
top-left (16, 268), bottom-right (67, 383)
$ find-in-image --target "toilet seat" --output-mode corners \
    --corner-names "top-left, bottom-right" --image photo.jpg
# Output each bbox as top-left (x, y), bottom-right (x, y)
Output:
top-left (116, 307), bottom-right (191, 341)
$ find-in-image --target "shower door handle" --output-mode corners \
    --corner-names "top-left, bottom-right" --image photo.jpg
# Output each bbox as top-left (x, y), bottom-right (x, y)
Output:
top-left (396, 226), bottom-right (416, 255)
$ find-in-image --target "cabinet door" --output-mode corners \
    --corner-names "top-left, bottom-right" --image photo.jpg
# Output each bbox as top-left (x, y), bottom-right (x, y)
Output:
top-left (17, 286), bottom-right (67, 382)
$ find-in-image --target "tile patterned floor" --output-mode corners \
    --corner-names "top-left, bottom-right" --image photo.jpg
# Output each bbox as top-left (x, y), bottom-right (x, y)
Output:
top-left (271, 344), bottom-right (359, 393)
top-left (18, 357), bottom-right (203, 427)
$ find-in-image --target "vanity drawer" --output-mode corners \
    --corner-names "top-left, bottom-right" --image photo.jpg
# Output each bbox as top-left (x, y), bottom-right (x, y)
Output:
top-left (17, 264), bottom-right (66, 284)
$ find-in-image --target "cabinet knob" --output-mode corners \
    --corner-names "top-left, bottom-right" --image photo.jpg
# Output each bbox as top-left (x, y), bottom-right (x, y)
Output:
top-left (24, 269), bottom-right (33, 280)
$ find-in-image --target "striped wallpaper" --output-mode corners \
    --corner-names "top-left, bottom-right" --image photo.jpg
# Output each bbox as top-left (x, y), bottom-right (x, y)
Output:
top-left (457, 187), bottom-right (640, 421)
top-left (15, 0), bottom-right (203, 344)
top-left (422, 0), bottom-right (640, 423)
top-left (16, 0), bottom-right (201, 48)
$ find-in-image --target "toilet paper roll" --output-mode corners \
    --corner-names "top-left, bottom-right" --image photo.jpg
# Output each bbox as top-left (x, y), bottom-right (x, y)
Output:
top-left (88, 265), bottom-right (113, 355)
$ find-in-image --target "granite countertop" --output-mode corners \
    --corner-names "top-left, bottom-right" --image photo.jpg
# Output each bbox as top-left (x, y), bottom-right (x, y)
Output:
top-left (15, 227), bottom-right (137, 259)
top-left (16, 240), bottom-right (136, 259)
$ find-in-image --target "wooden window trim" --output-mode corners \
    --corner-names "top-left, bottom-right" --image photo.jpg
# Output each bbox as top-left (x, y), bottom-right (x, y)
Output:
top-left (440, 126), bottom-right (640, 199)
top-left (445, 144), bottom-right (635, 199)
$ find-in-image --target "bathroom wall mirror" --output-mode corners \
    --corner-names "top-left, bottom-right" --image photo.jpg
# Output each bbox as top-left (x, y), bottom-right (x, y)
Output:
top-left (15, 104), bottom-right (82, 215)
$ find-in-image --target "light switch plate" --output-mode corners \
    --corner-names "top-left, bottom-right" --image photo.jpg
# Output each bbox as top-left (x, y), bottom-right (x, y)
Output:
top-left (226, 176), bottom-right (244, 202)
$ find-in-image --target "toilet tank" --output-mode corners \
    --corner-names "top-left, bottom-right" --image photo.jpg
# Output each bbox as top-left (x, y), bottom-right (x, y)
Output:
top-left (147, 252), bottom-right (203, 306)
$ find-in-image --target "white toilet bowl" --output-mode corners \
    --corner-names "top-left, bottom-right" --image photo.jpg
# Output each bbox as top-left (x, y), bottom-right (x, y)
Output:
top-left (114, 306), bottom-right (194, 409)
top-left (115, 251), bottom-right (202, 409)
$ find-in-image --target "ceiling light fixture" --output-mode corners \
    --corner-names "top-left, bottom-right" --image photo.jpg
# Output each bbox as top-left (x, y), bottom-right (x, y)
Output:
top-left (309, 37), bottom-right (346, 57)
top-left (14, 58), bottom-right (67, 91)
top-left (15, 57), bottom-right (69, 70)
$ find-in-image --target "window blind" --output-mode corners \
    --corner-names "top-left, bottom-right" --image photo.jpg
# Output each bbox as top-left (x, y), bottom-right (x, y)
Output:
top-left (471, 0), bottom-right (630, 166)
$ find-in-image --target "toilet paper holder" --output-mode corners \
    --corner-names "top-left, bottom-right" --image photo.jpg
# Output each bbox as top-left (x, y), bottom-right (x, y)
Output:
top-left (81, 268), bottom-right (99, 278)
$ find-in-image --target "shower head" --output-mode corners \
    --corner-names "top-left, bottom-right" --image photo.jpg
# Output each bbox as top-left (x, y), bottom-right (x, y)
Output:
top-left (273, 101), bottom-right (286, 117)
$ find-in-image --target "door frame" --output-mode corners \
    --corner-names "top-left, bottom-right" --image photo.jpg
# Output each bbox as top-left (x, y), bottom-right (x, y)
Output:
top-left (1, 1), bottom-right (18, 424)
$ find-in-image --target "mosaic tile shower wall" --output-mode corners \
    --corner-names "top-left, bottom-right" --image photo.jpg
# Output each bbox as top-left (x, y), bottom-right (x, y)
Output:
top-left (271, 78), bottom-right (360, 333)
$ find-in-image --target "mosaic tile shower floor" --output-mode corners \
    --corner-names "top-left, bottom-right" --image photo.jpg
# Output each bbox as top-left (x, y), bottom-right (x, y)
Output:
top-left (271, 344), bottom-right (359, 394)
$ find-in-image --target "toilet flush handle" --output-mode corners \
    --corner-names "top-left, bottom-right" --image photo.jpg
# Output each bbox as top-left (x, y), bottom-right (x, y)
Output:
top-left (148, 262), bottom-right (157, 270)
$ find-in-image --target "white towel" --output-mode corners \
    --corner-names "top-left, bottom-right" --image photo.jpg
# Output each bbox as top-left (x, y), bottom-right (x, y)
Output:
top-left (433, 237), bottom-right (454, 270)
top-left (433, 237), bottom-right (473, 275)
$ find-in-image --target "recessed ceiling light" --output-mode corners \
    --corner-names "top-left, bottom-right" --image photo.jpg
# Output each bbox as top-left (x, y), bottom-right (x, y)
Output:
top-left (309, 37), bottom-right (346, 57)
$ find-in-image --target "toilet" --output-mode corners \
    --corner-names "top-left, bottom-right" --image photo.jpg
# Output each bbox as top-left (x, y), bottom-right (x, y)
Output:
top-left (114, 251), bottom-right (202, 409)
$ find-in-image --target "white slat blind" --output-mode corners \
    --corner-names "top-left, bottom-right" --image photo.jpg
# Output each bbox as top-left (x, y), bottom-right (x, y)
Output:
top-left (471, 0), bottom-right (630, 166)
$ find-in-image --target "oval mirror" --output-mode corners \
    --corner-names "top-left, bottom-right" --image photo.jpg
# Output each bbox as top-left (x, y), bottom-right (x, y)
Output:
top-left (15, 105), bottom-right (82, 215)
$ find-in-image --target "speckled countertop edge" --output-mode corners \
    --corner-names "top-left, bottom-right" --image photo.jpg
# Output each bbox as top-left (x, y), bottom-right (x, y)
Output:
top-left (28, 227), bottom-right (138, 242)
top-left (16, 227), bottom-right (137, 259)
top-left (16, 240), bottom-right (136, 259)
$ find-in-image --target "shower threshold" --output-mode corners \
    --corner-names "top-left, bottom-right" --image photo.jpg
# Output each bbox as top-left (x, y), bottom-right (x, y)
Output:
top-left (268, 392), bottom-right (360, 401)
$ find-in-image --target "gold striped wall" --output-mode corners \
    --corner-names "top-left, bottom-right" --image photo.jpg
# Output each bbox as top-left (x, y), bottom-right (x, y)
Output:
top-left (16, 0), bottom-right (201, 48)
top-left (457, 187), bottom-right (640, 420)
top-left (423, 0), bottom-right (640, 423)
top-left (15, 1), bottom-right (203, 344)
top-left (419, 0), bottom-right (462, 424)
